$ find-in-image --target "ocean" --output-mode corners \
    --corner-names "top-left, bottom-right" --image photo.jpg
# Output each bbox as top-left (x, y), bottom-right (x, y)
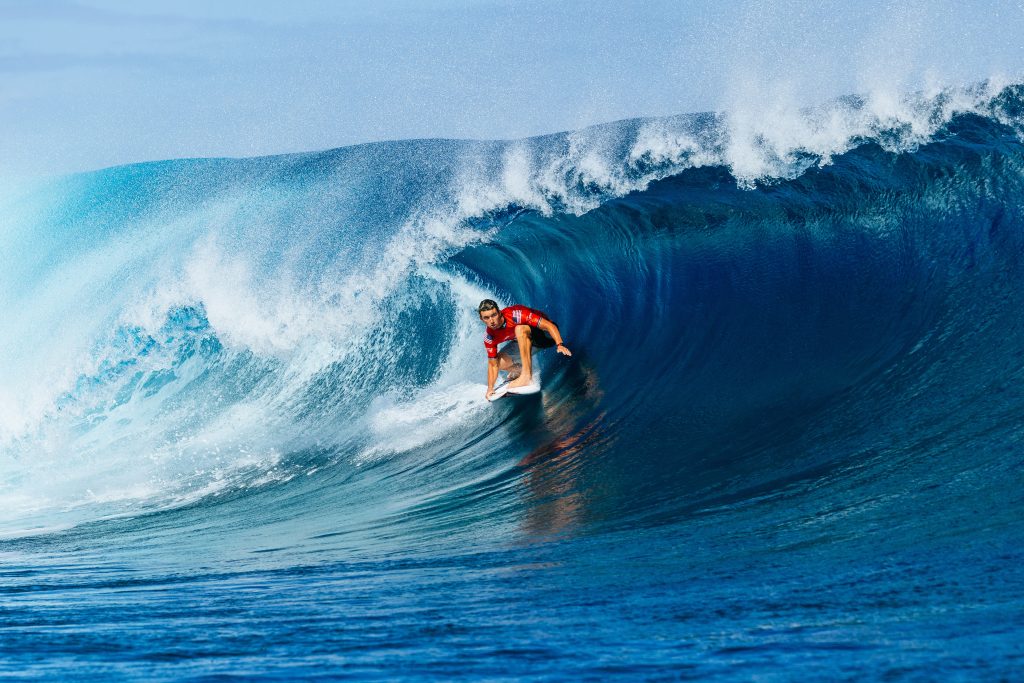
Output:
top-left (2, 81), bottom-right (1023, 679)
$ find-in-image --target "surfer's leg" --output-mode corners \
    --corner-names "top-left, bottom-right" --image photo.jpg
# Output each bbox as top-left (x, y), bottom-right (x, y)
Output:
top-left (508, 325), bottom-right (533, 388)
top-left (496, 351), bottom-right (522, 380)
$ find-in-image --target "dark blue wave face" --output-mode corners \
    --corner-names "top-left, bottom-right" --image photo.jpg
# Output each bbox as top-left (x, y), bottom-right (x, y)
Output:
top-left (2, 85), bottom-right (1024, 679)
top-left (452, 108), bottom-right (1024, 540)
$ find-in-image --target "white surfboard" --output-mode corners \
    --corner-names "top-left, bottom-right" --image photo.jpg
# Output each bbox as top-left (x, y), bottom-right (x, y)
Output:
top-left (487, 375), bottom-right (541, 401)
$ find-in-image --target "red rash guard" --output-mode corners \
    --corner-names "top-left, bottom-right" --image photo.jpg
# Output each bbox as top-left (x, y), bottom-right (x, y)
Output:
top-left (483, 305), bottom-right (548, 359)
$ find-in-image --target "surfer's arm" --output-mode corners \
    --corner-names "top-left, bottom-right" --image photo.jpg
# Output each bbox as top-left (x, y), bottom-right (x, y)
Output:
top-left (538, 318), bottom-right (571, 356)
top-left (486, 357), bottom-right (499, 398)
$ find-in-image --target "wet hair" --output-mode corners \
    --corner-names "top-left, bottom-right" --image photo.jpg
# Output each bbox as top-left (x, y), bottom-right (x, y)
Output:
top-left (477, 299), bottom-right (500, 315)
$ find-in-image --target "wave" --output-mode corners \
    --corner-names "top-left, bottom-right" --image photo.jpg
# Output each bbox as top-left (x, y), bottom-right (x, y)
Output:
top-left (2, 81), bottom-right (1024, 548)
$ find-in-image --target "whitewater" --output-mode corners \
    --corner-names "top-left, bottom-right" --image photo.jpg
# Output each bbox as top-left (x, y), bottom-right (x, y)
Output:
top-left (2, 80), bottom-right (1024, 678)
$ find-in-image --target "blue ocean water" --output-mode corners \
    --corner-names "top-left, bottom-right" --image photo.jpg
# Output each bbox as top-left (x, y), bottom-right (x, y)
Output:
top-left (2, 82), bottom-right (1024, 679)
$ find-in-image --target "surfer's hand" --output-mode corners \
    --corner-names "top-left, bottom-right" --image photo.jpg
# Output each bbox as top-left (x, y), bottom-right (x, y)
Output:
top-left (556, 343), bottom-right (572, 357)
top-left (485, 388), bottom-right (493, 400)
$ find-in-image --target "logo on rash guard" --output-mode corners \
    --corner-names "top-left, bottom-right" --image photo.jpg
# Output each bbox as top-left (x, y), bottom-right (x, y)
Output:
top-left (512, 309), bottom-right (522, 324)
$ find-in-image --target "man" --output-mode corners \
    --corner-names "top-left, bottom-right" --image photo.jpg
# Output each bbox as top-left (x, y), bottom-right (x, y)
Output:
top-left (478, 299), bottom-right (571, 400)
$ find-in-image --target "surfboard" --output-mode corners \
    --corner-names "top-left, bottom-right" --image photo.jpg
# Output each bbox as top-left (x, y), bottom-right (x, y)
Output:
top-left (487, 376), bottom-right (541, 401)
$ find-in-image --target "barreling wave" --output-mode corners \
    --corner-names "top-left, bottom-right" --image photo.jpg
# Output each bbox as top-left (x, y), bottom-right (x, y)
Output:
top-left (2, 80), bottom-right (1024, 555)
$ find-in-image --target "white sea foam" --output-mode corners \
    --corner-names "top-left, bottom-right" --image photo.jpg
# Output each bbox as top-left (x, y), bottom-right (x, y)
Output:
top-left (359, 382), bottom-right (495, 463)
top-left (449, 80), bottom-right (1022, 223)
top-left (0, 158), bottom-right (503, 533)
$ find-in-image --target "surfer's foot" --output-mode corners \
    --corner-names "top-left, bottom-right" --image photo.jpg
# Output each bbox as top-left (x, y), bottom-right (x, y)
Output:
top-left (508, 373), bottom-right (532, 389)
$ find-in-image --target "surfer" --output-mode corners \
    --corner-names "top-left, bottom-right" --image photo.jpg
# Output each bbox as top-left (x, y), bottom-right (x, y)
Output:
top-left (478, 299), bottom-right (571, 399)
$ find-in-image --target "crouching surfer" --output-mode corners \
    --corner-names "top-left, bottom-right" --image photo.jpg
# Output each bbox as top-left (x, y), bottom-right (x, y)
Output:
top-left (478, 299), bottom-right (571, 400)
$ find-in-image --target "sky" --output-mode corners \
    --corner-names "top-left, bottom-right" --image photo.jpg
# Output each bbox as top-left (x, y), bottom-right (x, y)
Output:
top-left (2, 0), bottom-right (1023, 178)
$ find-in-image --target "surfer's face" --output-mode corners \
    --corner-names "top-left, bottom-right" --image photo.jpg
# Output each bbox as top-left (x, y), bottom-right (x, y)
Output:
top-left (480, 308), bottom-right (504, 329)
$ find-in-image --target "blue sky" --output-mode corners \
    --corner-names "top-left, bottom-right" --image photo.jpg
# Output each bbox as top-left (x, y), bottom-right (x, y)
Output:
top-left (2, 0), bottom-right (1023, 177)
